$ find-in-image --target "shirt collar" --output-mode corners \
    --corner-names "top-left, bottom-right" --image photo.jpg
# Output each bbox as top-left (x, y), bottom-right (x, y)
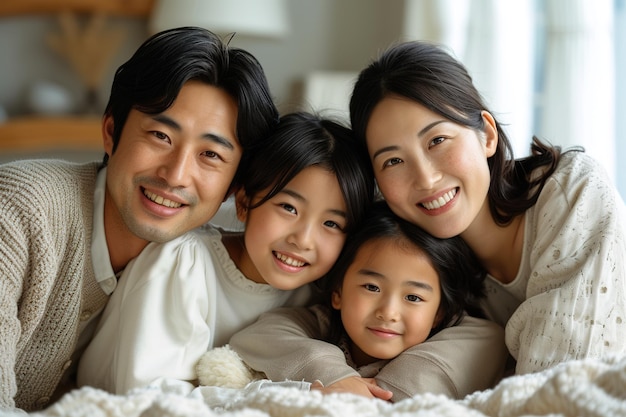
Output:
top-left (91, 167), bottom-right (117, 295)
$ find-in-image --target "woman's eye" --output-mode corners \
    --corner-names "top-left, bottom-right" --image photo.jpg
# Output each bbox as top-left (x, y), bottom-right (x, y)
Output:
top-left (429, 136), bottom-right (445, 147)
top-left (364, 284), bottom-right (380, 292)
top-left (382, 157), bottom-right (402, 168)
top-left (280, 203), bottom-right (297, 214)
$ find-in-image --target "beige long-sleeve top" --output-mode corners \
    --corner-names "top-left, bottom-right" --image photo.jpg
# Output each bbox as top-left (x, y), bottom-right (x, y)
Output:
top-left (230, 306), bottom-right (508, 402)
top-left (0, 160), bottom-right (108, 412)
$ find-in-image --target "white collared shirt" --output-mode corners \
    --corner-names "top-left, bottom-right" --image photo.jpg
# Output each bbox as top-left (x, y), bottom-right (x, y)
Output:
top-left (90, 167), bottom-right (117, 295)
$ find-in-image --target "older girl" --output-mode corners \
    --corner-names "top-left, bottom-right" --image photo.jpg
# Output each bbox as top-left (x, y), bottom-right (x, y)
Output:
top-left (77, 112), bottom-right (375, 394)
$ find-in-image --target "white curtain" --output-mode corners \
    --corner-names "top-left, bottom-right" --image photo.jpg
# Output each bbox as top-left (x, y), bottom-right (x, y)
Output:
top-left (402, 0), bottom-right (616, 183)
top-left (540, 0), bottom-right (615, 181)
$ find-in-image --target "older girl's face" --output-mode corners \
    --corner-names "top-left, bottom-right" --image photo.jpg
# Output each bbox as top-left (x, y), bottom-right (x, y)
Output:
top-left (365, 95), bottom-right (498, 239)
top-left (237, 166), bottom-right (348, 290)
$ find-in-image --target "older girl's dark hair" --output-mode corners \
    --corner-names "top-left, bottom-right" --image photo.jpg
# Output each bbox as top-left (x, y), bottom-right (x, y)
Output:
top-left (240, 112), bottom-right (375, 233)
top-left (104, 26), bottom-right (279, 186)
top-left (350, 41), bottom-right (579, 226)
top-left (324, 200), bottom-right (486, 344)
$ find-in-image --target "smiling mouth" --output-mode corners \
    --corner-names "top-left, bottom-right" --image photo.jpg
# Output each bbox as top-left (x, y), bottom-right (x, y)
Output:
top-left (421, 188), bottom-right (457, 210)
top-left (274, 252), bottom-right (307, 267)
top-left (143, 189), bottom-right (183, 208)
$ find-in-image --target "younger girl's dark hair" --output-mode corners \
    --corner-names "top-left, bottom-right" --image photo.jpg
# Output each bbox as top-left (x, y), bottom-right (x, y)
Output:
top-left (323, 200), bottom-right (486, 345)
top-left (239, 112), bottom-right (375, 234)
top-left (350, 41), bottom-right (581, 226)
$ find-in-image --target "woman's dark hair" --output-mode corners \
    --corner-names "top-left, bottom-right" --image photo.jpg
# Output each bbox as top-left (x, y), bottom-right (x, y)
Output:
top-left (239, 112), bottom-right (375, 234)
top-left (103, 26), bottom-right (279, 187)
top-left (323, 200), bottom-right (486, 344)
top-left (350, 41), bottom-right (581, 226)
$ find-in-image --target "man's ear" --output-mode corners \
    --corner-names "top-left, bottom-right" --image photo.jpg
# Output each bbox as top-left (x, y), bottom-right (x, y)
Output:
top-left (102, 114), bottom-right (115, 156)
top-left (234, 188), bottom-right (249, 222)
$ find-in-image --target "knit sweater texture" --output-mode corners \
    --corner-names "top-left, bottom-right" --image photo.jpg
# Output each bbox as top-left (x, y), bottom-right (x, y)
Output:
top-left (0, 160), bottom-right (108, 412)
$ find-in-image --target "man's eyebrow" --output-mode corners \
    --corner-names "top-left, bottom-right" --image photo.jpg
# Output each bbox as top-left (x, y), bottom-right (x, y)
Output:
top-left (152, 114), bottom-right (235, 150)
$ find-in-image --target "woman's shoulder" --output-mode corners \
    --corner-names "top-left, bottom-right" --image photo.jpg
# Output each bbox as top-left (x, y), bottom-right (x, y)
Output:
top-left (544, 151), bottom-right (616, 202)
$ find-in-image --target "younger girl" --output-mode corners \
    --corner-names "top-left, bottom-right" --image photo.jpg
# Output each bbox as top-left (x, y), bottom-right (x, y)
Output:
top-left (76, 112), bottom-right (375, 394)
top-left (323, 200), bottom-right (486, 373)
top-left (230, 202), bottom-right (507, 401)
top-left (231, 200), bottom-right (495, 402)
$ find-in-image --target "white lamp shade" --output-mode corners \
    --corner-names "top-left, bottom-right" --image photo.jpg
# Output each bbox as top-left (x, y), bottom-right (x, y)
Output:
top-left (150, 0), bottom-right (289, 38)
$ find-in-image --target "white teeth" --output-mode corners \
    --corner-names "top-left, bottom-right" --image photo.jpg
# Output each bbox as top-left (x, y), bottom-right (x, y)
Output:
top-left (275, 252), bottom-right (306, 267)
top-left (422, 189), bottom-right (457, 210)
top-left (144, 190), bottom-right (182, 208)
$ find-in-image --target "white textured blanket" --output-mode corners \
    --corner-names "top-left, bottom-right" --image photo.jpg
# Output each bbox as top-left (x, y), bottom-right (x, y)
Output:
top-left (26, 356), bottom-right (626, 417)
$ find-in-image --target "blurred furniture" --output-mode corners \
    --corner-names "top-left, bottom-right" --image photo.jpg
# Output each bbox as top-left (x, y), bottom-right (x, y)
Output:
top-left (0, 0), bottom-right (153, 154)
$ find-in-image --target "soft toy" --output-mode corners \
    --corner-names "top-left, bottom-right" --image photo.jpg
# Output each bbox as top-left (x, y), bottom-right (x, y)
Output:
top-left (195, 344), bottom-right (265, 388)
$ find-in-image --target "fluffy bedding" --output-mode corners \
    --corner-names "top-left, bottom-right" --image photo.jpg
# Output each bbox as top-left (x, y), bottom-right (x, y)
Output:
top-left (20, 355), bottom-right (626, 417)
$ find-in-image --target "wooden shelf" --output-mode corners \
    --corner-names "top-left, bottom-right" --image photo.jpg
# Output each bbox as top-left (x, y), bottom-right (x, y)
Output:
top-left (0, 116), bottom-right (103, 152)
top-left (0, 0), bottom-right (154, 17)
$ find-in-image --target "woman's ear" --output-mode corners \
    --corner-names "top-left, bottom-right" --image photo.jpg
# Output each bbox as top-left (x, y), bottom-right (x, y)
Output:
top-left (480, 110), bottom-right (498, 158)
top-left (331, 290), bottom-right (342, 310)
top-left (102, 114), bottom-right (115, 157)
top-left (234, 188), bottom-right (250, 222)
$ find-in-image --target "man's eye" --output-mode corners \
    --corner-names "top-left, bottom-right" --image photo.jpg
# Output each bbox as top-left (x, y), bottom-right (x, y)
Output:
top-left (152, 131), bottom-right (169, 142)
top-left (202, 150), bottom-right (221, 160)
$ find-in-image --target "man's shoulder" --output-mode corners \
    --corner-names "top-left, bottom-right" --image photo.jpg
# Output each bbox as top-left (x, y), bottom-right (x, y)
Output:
top-left (0, 159), bottom-right (101, 190)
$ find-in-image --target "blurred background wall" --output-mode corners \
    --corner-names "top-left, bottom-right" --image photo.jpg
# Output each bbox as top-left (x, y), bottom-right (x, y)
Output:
top-left (0, 0), bottom-right (624, 198)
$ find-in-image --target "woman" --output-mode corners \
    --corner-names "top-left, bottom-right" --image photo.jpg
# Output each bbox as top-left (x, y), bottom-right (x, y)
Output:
top-left (349, 40), bottom-right (626, 374)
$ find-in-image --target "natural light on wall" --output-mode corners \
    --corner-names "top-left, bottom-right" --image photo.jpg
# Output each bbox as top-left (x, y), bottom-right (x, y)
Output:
top-left (149, 0), bottom-right (289, 38)
top-left (403, 0), bottom-right (622, 198)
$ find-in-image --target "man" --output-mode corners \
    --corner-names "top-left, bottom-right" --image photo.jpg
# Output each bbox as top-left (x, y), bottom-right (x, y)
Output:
top-left (0, 26), bottom-right (278, 412)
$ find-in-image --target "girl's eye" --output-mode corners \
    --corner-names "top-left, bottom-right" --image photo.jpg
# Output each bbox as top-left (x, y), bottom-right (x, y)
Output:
top-left (364, 283), bottom-right (380, 292)
top-left (279, 203), bottom-right (297, 214)
top-left (382, 157), bottom-right (403, 168)
top-left (323, 220), bottom-right (345, 231)
top-left (405, 294), bottom-right (422, 303)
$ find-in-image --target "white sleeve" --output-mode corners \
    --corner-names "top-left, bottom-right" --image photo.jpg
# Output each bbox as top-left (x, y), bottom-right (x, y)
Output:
top-left (506, 154), bottom-right (626, 374)
top-left (77, 232), bottom-right (217, 394)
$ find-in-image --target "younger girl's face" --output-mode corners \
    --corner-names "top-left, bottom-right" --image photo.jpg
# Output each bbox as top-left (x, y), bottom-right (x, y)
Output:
top-left (365, 95), bottom-right (498, 239)
top-left (238, 166), bottom-right (348, 290)
top-left (332, 238), bottom-right (442, 367)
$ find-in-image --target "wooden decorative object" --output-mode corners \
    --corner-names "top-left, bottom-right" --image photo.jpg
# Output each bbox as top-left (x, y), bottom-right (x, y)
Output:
top-left (0, 0), bottom-right (155, 17)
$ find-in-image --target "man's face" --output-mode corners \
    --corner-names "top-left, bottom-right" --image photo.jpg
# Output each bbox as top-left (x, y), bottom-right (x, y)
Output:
top-left (103, 80), bottom-right (241, 248)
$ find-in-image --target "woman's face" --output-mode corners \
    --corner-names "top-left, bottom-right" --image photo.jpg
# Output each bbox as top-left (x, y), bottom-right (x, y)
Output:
top-left (365, 95), bottom-right (498, 239)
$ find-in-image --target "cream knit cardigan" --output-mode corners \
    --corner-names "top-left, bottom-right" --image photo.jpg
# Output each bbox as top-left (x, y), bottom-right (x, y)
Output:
top-left (0, 160), bottom-right (108, 412)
